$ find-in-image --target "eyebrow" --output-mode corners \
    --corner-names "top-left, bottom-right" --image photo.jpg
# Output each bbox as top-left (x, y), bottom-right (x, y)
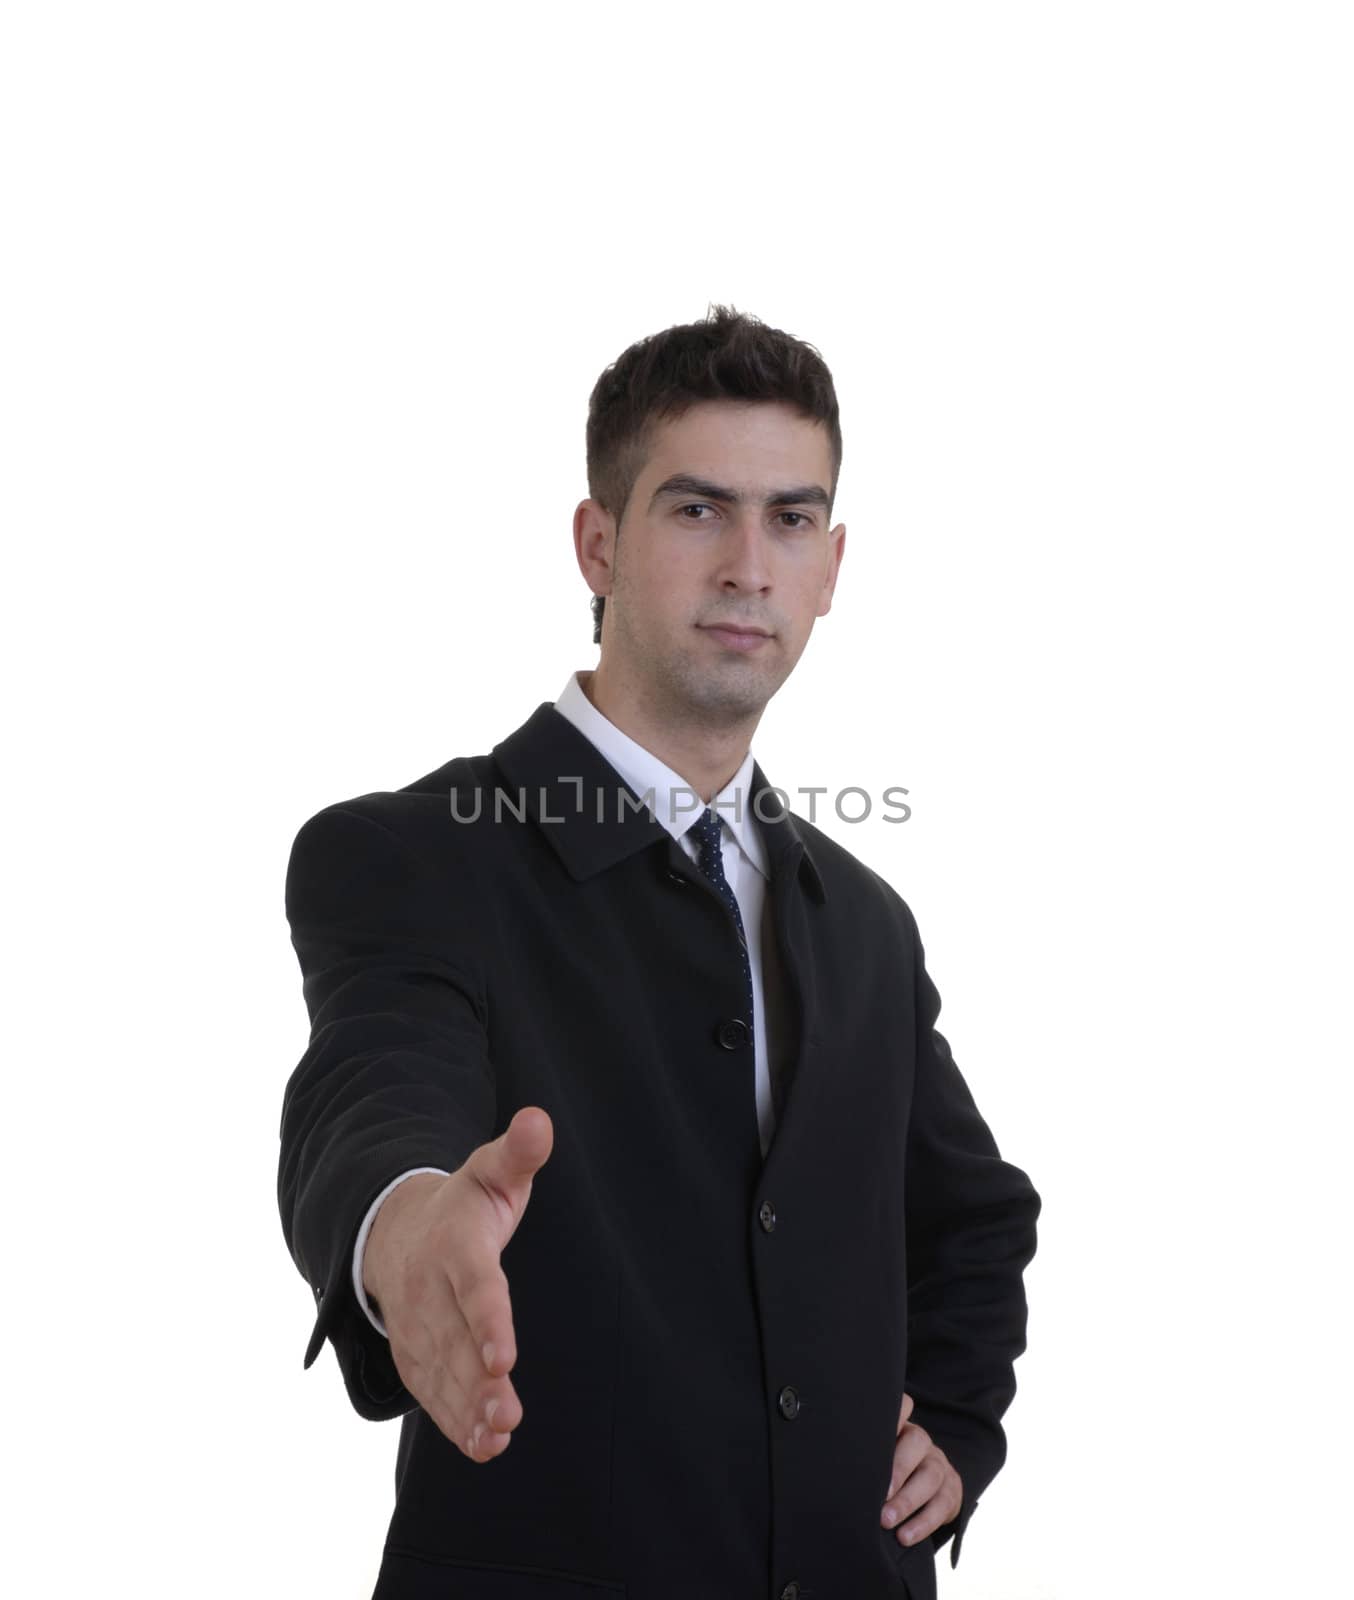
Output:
top-left (648, 472), bottom-right (830, 514)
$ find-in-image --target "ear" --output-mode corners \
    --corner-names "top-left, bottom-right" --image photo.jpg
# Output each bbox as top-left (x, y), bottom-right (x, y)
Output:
top-left (815, 522), bottom-right (846, 618)
top-left (573, 499), bottom-right (617, 598)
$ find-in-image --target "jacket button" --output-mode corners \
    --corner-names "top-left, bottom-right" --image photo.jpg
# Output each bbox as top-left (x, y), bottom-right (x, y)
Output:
top-left (715, 1017), bottom-right (750, 1050)
top-left (759, 1200), bottom-right (776, 1232)
top-left (778, 1385), bottom-right (800, 1419)
top-left (780, 1586), bottom-right (800, 1600)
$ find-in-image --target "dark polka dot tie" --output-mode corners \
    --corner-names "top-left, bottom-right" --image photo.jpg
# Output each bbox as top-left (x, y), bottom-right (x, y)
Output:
top-left (690, 808), bottom-right (754, 1033)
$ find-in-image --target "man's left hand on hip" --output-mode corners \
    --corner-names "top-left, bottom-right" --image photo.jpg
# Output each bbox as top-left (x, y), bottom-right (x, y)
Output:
top-left (881, 1390), bottom-right (964, 1546)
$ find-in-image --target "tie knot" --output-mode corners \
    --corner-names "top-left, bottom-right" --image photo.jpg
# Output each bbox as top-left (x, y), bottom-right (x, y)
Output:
top-left (691, 808), bottom-right (728, 872)
top-left (691, 807), bottom-right (722, 846)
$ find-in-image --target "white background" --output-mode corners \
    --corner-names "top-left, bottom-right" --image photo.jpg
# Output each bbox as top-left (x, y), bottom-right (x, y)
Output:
top-left (4, 3), bottom-right (1350, 1595)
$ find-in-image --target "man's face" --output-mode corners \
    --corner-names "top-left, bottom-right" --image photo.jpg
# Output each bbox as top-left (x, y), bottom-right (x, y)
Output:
top-left (583, 399), bottom-right (846, 728)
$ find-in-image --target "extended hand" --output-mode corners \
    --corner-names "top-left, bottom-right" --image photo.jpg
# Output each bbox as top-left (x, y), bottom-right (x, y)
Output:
top-left (880, 1392), bottom-right (963, 1547)
top-left (363, 1105), bottom-right (554, 1461)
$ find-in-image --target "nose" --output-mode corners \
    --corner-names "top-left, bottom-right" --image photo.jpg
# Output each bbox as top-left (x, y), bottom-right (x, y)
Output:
top-left (717, 513), bottom-right (773, 595)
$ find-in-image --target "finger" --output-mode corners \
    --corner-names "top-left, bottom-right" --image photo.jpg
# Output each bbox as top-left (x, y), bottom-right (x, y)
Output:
top-left (898, 1390), bottom-right (914, 1429)
top-left (895, 1474), bottom-right (963, 1547)
top-left (881, 1453), bottom-right (945, 1529)
top-left (895, 1503), bottom-right (944, 1546)
top-left (437, 1217), bottom-right (525, 1458)
top-left (388, 1289), bottom-right (482, 1452)
top-left (885, 1422), bottom-right (932, 1498)
top-left (404, 1320), bottom-right (523, 1460)
top-left (448, 1248), bottom-right (519, 1384)
top-left (450, 1281), bottom-right (526, 1458)
top-left (444, 1291), bottom-right (524, 1459)
top-left (392, 1266), bottom-right (523, 1459)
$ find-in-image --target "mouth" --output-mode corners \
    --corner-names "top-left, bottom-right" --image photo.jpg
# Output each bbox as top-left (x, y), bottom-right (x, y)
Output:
top-left (699, 623), bottom-right (774, 652)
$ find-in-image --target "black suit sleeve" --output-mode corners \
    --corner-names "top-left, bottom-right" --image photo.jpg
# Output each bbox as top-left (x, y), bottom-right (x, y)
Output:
top-left (277, 803), bottom-right (497, 1420)
top-left (899, 902), bottom-right (1041, 1568)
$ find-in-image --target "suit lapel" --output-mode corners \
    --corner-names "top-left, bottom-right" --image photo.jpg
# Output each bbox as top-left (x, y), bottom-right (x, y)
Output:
top-left (489, 699), bottom-right (829, 1159)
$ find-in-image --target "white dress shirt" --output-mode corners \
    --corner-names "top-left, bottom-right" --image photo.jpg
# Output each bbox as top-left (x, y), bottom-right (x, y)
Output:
top-left (351, 668), bottom-right (778, 1336)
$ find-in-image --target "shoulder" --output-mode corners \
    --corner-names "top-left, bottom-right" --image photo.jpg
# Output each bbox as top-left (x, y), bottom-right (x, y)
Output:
top-left (291, 749), bottom-right (496, 844)
top-left (284, 751), bottom-right (498, 912)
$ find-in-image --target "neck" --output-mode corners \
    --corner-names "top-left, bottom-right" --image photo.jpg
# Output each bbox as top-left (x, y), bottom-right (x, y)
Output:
top-left (580, 665), bottom-right (760, 805)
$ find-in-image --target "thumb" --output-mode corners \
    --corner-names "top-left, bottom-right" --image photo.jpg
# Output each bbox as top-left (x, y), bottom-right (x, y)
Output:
top-left (898, 1390), bottom-right (915, 1431)
top-left (466, 1106), bottom-right (554, 1225)
top-left (496, 1105), bottom-right (554, 1177)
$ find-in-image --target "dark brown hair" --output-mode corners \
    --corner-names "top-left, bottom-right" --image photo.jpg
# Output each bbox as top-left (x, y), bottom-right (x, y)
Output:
top-left (584, 303), bottom-right (843, 643)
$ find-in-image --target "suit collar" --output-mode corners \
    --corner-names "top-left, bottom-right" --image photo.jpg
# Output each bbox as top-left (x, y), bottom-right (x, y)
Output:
top-left (553, 669), bottom-right (768, 880)
top-left (491, 701), bottom-right (827, 904)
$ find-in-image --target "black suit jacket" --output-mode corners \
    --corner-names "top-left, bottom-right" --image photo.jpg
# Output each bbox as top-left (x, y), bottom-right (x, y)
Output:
top-left (278, 701), bottom-right (1040, 1600)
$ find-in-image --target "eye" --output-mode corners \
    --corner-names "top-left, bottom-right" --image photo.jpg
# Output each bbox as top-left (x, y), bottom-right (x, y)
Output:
top-left (676, 504), bottom-right (813, 528)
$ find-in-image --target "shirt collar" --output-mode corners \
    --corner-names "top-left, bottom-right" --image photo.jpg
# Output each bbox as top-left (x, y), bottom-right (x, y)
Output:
top-left (554, 669), bottom-right (769, 880)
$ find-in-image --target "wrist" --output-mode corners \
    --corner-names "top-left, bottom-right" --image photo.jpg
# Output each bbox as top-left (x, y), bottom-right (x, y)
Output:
top-left (363, 1171), bottom-right (446, 1306)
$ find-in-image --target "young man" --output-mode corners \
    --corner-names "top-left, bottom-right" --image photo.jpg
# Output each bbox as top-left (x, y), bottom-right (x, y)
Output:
top-left (279, 305), bottom-right (1040, 1600)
